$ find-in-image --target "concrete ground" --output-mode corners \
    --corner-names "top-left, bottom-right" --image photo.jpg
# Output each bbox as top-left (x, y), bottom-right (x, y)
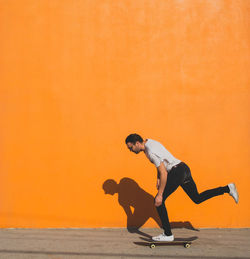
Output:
top-left (0, 228), bottom-right (249, 259)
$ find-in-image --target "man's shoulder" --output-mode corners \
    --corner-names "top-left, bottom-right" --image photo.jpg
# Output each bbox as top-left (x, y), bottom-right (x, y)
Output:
top-left (146, 139), bottom-right (164, 150)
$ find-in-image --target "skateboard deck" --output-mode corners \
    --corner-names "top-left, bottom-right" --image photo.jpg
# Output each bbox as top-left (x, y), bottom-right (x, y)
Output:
top-left (134, 236), bottom-right (197, 249)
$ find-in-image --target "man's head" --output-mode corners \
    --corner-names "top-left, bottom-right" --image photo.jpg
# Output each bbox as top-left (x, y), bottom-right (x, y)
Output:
top-left (125, 133), bottom-right (144, 154)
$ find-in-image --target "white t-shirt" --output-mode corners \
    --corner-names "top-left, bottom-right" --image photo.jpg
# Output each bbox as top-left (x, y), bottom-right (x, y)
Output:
top-left (144, 139), bottom-right (181, 171)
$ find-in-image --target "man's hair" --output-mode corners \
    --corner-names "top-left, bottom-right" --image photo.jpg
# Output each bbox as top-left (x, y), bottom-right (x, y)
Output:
top-left (125, 133), bottom-right (143, 144)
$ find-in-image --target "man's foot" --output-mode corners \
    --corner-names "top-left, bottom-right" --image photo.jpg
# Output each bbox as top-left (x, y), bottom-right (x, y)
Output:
top-left (228, 183), bottom-right (239, 204)
top-left (152, 233), bottom-right (174, 242)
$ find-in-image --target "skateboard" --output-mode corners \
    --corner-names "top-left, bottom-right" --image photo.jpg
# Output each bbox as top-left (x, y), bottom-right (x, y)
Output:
top-left (134, 236), bottom-right (197, 249)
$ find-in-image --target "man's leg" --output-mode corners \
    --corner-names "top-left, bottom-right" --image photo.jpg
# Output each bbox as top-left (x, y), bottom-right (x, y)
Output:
top-left (156, 201), bottom-right (172, 235)
top-left (155, 168), bottom-right (185, 236)
top-left (180, 164), bottom-right (229, 204)
top-left (182, 177), bottom-right (229, 204)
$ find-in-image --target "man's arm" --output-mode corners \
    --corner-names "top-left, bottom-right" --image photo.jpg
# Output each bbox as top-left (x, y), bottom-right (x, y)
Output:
top-left (156, 169), bottom-right (160, 189)
top-left (155, 162), bottom-right (168, 207)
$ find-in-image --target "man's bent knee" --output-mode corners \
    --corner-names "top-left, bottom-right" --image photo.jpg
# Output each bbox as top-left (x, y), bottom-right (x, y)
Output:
top-left (192, 197), bottom-right (202, 204)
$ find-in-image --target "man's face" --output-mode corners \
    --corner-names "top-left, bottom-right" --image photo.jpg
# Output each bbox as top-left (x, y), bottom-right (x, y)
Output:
top-left (126, 142), bottom-right (141, 154)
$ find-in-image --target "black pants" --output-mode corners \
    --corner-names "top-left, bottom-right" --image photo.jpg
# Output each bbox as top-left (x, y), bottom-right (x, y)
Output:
top-left (156, 162), bottom-right (229, 236)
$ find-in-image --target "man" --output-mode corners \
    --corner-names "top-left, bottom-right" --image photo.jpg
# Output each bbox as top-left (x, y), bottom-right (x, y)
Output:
top-left (125, 133), bottom-right (239, 242)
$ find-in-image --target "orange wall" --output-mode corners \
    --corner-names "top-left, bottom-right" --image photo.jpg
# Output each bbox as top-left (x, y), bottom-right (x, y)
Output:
top-left (0, 0), bottom-right (249, 228)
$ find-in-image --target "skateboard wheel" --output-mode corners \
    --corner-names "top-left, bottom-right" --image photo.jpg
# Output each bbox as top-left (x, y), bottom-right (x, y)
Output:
top-left (150, 244), bottom-right (156, 249)
top-left (184, 243), bottom-right (191, 248)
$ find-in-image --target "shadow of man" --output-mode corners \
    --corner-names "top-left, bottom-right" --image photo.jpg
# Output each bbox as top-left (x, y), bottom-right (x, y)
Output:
top-left (103, 178), bottom-right (198, 238)
top-left (103, 177), bottom-right (161, 238)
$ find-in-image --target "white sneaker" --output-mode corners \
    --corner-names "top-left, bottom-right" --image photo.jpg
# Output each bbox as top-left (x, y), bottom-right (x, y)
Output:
top-left (228, 183), bottom-right (239, 204)
top-left (152, 233), bottom-right (174, 242)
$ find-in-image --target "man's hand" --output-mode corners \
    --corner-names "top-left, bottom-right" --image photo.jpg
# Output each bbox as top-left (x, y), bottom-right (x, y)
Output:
top-left (155, 194), bottom-right (163, 207)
